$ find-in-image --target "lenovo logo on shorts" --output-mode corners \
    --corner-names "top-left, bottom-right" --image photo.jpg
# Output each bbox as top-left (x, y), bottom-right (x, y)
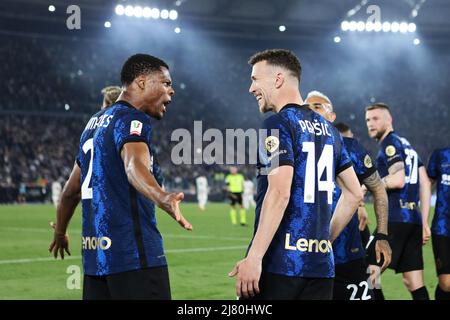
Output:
top-left (82, 236), bottom-right (112, 250)
top-left (284, 233), bottom-right (332, 253)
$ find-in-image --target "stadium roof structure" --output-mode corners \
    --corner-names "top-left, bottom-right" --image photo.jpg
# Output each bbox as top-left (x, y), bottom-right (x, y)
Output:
top-left (1, 0), bottom-right (450, 43)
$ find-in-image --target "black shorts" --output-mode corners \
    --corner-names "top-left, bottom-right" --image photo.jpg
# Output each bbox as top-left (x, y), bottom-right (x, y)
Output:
top-left (229, 192), bottom-right (243, 206)
top-left (432, 234), bottom-right (450, 275)
top-left (367, 222), bottom-right (423, 273)
top-left (83, 266), bottom-right (171, 300)
top-left (333, 258), bottom-right (373, 300)
top-left (242, 271), bottom-right (333, 300)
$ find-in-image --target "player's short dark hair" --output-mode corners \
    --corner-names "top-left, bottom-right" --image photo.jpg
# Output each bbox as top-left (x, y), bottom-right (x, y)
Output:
top-left (334, 122), bottom-right (351, 134)
top-left (120, 53), bottom-right (169, 86)
top-left (366, 102), bottom-right (391, 113)
top-left (248, 49), bottom-right (302, 81)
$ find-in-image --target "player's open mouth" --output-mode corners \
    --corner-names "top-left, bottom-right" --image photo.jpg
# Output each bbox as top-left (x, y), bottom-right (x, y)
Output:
top-left (162, 100), bottom-right (171, 112)
top-left (256, 95), bottom-right (262, 101)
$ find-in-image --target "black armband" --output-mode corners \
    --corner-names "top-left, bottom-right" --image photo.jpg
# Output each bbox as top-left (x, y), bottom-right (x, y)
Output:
top-left (375, 233), bottom-right (389, 241)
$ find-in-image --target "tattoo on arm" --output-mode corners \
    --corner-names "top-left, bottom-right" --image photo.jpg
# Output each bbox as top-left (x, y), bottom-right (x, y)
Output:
top-left (388, 161), bottom-right (404, 175)
top-left (363, 171), bottom-right (388, 234)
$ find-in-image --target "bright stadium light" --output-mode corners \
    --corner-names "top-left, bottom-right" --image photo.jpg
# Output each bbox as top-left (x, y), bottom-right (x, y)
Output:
top-left (341, 21), bottom-right (350, 31)
top-left (334, 36), bottom-right (341, 43)
top-left (349, 21), bottom-right (357, 31)
top-left (399, 22), bottom-right (408, 33)
top-left (414, 38), bottom-right (421, 45)
top-left (64, 103), bottom-right (70, 111)
top-left (408, 23), bottom-right (417, 33)
top-left (161, 9), bottom-right (169, 19)
top-left (391, 22), bottom-right (400, 33)
top-left (174, 27), bottom-right (181, 34)
top-left (279, 25), bottom-right (286, 32)
top-left (382, 22), bottom-right (391, 32)
top-left (374, 21), bottom-right (382, 32)
top-left (48, 5), bottom-right (56, 12)
top-left (169, 9), bottom-right (178, 20)
top-left (134, 6), bottom-right (143, 18)
top-left (356, 21), bottom-right (365, 32)
top-left (365, 21), bottom-right (374, 32)
top-left (115, 4), bottom-right (124, 15)
top-left (143, 7), bottom-right (152, 18)
top-left (104, 21), bottom-right (111, 28)
top-left (125, 5), bottom-right (134, 17)
top-left (151, 8), bottom-right (160, 19)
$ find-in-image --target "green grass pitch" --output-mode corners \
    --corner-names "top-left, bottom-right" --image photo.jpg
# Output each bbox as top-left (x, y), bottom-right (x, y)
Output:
top-left (0, 203), bottom-right (438, 299)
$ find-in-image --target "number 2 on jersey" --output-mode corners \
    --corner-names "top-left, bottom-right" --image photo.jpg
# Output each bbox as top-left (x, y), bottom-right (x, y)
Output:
top-left (81, 138), bottom-right (94, 200)
top-left (302, 142), bottom-right (334, 204)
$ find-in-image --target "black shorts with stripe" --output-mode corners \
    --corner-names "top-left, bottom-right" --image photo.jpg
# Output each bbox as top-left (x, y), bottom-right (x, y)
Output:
top-left (229, 192), bottom-right (243, 206)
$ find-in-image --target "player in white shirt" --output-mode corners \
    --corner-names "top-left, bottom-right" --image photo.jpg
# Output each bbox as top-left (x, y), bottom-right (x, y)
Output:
top-left (196, 175), bottom-right (208, 211)
top-left (243, 179), bottom-right (256, 210)
top-left (51, 180), bottom-right (62, 208)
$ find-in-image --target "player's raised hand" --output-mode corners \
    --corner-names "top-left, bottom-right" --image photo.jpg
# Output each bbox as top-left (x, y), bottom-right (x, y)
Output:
top-left (228, 257), bottom-right (261, 299)
top-left (49, 222), bottom-right (71, 259)
top-left (160, 192), bottom-right (192, 231)
top-left (375, 239), bottom-right (392, 271)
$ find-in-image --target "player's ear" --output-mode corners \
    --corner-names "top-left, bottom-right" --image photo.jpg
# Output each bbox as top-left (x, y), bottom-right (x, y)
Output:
top-left (329, 111), bottom-right (337, 123)
top-left (135, 75), bottom-right (146, 90)
top-left (275, 72), bottom-right (284, 89)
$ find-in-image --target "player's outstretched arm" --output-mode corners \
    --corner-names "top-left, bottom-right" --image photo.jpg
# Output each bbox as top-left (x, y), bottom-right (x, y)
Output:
top-left (330, 166), bottom-right (363, 242)
top-left (121, 142), bottom-right (192, 231)
top-left (363, 170), bottom-right (392, 270)
top-left (419, 166), bottom-right (432, 245)
top-left (49, 162), bottom-right (81, 259)
top-left (229, 166), bottom-right (293, 299)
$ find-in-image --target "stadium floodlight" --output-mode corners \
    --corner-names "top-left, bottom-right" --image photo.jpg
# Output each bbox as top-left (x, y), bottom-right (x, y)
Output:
top-left (349, 21), bottom-right (357, 31)
top-left (104, 21), bottom-right (111, 28)
top-left (125, 5), bottom-right (134, 17)
top-left (414, 38), bottom-right (421, 45)
top-left (48, 5), bottom-right (56, 12)
top-left (169, 9), bottom-right (178, 20)
top-left (356, 21), bottom-right (365, 32)
top-left (134, 6), bottom-right (143, 18)
top-left (365, 21), bottom-right (374, 32)
top-left (115, 4), bottom-right (124, 15)
top-left (143, 7), bottom-right (152, 18)
top-left (374, 21), bottom-right (382, 32)
top-left (161, 9), bottom-right (169, 19)
top-left (391, 22), bottom-right (400, 33)
top-left (279, 25), bottom-right (286, 32)
top-left (408, 23), bottom-right (417, 33)
top-left (382, 22), bottom-right (391, 32)
top-left (341, 21), bottom-right (350, 31)
top-left (399, 22), bottom-right (408, 33)
top-left (334, 36), bottom-right (341, 43)
top-left (151, 8), bottom-right (160, 19)
top-left (64, 104), bottom-right (70, 111)
top-left (174, 27), bottom-right (181, 34)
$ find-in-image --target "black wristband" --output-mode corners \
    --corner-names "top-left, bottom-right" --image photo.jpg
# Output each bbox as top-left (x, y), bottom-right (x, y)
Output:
top-left (375, 233), bottom-right (389, 241)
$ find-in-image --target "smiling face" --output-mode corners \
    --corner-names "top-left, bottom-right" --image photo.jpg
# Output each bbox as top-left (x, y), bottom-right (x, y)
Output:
top-left (249, 60), bottom-right (277, 113)
top-left (141, 67), bottom-right (174, 119)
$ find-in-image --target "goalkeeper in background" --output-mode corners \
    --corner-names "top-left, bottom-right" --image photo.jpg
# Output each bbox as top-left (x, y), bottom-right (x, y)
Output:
top-left (225, 167), bottom-right (246, 226)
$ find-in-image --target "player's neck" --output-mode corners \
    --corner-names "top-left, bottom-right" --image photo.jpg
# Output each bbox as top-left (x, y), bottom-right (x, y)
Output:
top-left (378, 127), bottom-right (394, 143)
top-left (116, 91), bottom-right (144, 111)
top-left (273, 90), bottom-right (303, 113)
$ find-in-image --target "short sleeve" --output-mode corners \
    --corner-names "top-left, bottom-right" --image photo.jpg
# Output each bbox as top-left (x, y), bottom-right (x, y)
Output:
top-left (335, 135), bottom-right (353, 176)
top-left (427, 150), bottom-right (439, 179)
top-left (113, 112), bottom-right (152, 154)
top-left (260, 114), bottom-right (294, 170)
top-left (382, 137), bottom-right (404, 169)
top-left (350, 139), bottom-right (377, 182)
